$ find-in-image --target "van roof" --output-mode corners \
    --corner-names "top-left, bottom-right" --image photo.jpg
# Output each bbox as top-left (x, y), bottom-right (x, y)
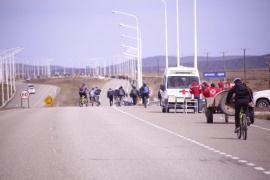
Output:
top-left (164, 66), bottom-right (199, 75)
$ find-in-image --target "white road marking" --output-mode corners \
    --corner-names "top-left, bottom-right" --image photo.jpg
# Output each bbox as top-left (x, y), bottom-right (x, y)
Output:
top-left (218, 116), bottom-right (270, 131)
top-left (255, 167), bottom-right (265, 171)
top-left (251, 125), bottom-right (270, 131)
top-left (114, 107), bottom-right (270, 176)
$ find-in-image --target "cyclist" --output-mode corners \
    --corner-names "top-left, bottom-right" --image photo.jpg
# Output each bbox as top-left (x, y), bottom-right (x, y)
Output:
top-left (140, 83), bottom-right (150, 106)
top-left (79, 82), bottom-right (88, 100)
top-left (226, 77), bottom-right (253, 133)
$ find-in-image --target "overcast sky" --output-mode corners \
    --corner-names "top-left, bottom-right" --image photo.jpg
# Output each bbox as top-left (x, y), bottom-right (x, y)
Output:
top-left (0, 0), bottom-right (269, 66)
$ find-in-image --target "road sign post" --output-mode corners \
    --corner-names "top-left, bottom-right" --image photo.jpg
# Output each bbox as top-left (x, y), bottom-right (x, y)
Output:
top-left (44, 95), bottom-right (55, 107)
top-left (20, 90), bottom-right (30, 108)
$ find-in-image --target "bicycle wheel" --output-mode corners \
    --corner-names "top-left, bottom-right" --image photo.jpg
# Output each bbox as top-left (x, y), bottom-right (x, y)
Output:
top-left (237, 127), bottom-right (241, 139)
top-left (144, 96), bottom-right (147, 108)
top-left (79, 98), bottom-right (83, 107)
top-left (85, 99), bottom-right (88, 107)
top-left (237, 114), bottom-right (242, 139)
top-left (242, 114), bottom-right (247, 140)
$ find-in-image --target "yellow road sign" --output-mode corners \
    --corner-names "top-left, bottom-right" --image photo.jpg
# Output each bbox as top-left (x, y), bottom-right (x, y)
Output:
top-left (44, 95), bottom-right (55, 107)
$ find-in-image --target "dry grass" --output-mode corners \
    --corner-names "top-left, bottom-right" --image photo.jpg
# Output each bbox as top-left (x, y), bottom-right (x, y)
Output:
top-left (254, 107), bottom-right (270, 120)
top-left (30, 76), bottom-right (107, 106)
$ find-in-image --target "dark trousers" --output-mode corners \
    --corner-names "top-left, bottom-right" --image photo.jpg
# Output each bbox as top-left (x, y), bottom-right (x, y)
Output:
top-left (142, 93), bottom-right (149, 104)
top-left (109, 96), bottom-right (113, 106)
top-left (235, 99), bottom-right (249, 128)
top-left (132, 96), bottom-right (137, 105)
top-left (79, 92), bottom-right (87, 99)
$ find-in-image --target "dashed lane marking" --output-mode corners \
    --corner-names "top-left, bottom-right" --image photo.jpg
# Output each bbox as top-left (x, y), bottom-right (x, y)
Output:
top-left (114, 107), bottom-right (270, 176)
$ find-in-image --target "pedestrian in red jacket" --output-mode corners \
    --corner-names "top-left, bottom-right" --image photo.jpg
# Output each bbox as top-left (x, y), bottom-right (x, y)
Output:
top-left (218, 80), bottom-right (224, 91)
top-left (189, 80), bottom-right (202, 112)
top-left (204, 83), bottom-right (221, 97)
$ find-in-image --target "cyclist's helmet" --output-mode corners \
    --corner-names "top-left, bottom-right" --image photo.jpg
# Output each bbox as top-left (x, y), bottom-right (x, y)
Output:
top-left (82, 82), bottom-right (86, 85)
top-left (143, 82), bottom-right (146, 86)
top-left (233, 77), bottom-right (241, 83)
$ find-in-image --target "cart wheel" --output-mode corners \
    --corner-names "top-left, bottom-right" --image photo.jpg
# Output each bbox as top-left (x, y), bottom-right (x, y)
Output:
top-left (162, 107), bottom-right (166, 113)
top-left (220, 95), bottom-right (235, 116)
top-left (205, 107), bottom-right (213, 123)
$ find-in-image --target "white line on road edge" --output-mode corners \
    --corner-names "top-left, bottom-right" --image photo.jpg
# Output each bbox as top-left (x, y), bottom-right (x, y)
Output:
top-left (218, 117), bottom-right (270, 131)
top-left (114, 107), bottom-right (270, 176)
top-left (250, 125), bottom-right (270, 131)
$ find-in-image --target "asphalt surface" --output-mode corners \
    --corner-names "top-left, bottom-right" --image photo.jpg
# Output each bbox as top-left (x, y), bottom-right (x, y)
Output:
top-left (5, 81), bottom-right (60, 108)
top-left (0, 79), bottom-right (270, 180)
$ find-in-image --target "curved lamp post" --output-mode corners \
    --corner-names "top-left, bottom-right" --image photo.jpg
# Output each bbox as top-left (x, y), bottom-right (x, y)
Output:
top-left (119, 23), bottom-right (142, 85)
top-left (112, 10), bottom-right (142, 87)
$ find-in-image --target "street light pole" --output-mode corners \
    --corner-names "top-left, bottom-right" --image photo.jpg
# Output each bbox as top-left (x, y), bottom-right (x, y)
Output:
top-left (176, 0), bottom-right (180, 67)
top-left (119, 23), bottom-right (143, 82)
top-left (161, 0), bottom-right (169, 68)
top-left (194, 0), bottom-right (198, 69)
top-left (112, 10), bottom-right (142, 87)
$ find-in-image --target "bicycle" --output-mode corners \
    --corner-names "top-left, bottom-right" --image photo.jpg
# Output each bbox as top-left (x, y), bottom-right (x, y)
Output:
top-left (79, 95), bottom-right (88, 107)
top-left (143, 94), bottom-right (149, 108)
top-left (237, 107), bottom-right (248, 140)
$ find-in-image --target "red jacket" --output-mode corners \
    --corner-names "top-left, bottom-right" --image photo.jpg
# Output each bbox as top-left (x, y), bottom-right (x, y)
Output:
top-left (203, 87), bottom-right (221, 97)
top-left (218, 81), bottom-right (224, 90)
top-left (189, 82), bottom-right (202, 96)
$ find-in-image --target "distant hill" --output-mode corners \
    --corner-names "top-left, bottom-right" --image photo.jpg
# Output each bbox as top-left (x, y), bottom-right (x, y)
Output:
top-left (142, 54), bottom-right (270, 72)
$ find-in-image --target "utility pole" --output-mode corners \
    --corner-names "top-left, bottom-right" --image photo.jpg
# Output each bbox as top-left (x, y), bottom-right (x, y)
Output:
top-left (241, 48), bottom-right (248, 82)
top-left (221, 51), bottom-right (227, 71)
top-left (205, 52), bottom-right (210, 72)
top-left (265, 56), bottom-right (270, 89)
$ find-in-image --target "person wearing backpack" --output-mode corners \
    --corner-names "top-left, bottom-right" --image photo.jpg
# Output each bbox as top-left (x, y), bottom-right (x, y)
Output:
top-left (89, 87), bottom-right (95, 102)
top-left (226, 77), bottom-right (253, 133)
top-left (118, 86), bottom-right (126, 106)
top-left (140, 83), bottom-right (150, 105)
top-left (107, 88), bottom-right (114, 106)
top-left (130, 85), bottom-right (139, 105)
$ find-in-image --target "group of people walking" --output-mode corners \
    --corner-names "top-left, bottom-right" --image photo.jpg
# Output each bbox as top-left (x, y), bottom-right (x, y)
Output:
top-left (107, 83), bottom-right (150, 106)
top-left (107, 86), bottom-right (126, 106)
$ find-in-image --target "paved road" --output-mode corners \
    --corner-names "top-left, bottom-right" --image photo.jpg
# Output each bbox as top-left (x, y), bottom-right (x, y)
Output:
top-left (5, 81), bottom-right (60, 108)
top-left (1, 79), bottom-right (270, 179)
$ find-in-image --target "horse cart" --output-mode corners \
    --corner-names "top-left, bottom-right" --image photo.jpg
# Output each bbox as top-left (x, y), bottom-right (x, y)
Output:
top-left (204, 90), bottom-right (255, 123)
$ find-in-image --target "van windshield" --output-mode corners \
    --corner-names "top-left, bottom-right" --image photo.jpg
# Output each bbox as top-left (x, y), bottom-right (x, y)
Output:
top-left (167, 76), bottom-right (199, 89)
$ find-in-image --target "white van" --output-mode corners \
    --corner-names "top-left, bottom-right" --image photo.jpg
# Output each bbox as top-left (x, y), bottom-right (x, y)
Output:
top-left (161, 66), bottom-right (200, 112)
